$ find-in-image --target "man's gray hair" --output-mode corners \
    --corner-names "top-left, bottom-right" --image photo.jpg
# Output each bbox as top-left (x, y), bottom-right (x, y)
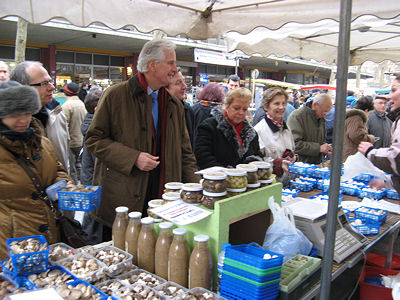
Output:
top-left (10, 61), bottom-right (43, 85)
top-left (137, 39), bottom-right (176, 73)
top-left (313, 93), bottom-right (331, 105)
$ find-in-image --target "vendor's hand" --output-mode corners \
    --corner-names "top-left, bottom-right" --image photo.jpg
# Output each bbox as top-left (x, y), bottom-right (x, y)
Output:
top-left (358, 141), bottom-right (374, 155)
top-left (282, 159), bottom-right (291, 174)
top-left (135, 152), bottom-right (160, 171)
top-left (320, 143), bottom-right (332, 155)
top-left (369, 179), bottom-right (386, 190)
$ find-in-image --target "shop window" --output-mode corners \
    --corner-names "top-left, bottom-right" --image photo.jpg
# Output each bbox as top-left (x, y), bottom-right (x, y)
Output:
top-left (26, 48), bottom-right (40, 61)
top-left (56, 64), bottom-right (74, 76)
top-left (94, 54), bottom-right (109, 66)
top-left (57, 51), bottom-right (74, 63)
top-left (200, 64), bottom-right (207, 73)
top-left (93, 66), bottom-right (109, 79)
top-left (110, 56), bottom-right (125, 67)
top-left (0, 45), bottom-right (14, 59)
top-left (76, 52), bottom-right (92, 65)
top-left (207, 65), bottom-right (217, 74)
top-left (110, 67), bottom-right (123, 83)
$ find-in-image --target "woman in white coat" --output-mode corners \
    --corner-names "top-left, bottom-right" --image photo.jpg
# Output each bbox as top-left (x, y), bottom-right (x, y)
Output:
top-left (254, 87), bottom-right (296, 180)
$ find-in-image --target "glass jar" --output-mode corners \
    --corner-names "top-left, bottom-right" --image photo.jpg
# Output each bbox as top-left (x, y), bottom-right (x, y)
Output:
top-left (112, 206), bottom-right (128, 251)
top-left (137, 217), bottom-right (156, 273)
top-left (202, 172), bottom-right (227, 193)
top-left (225, 169), bottom-right (247, 189)
top-left (162, 192), bottom-right (181, 205)
top-left (180, 183), bottom-right (203, 205)
top-left (247, 181), bottom-right (261, 191)
top-left (164, 182), bottom-right (183, 193)
top-left (189, 234), bottom-right (212, 290)
top-left (125, 211), bottom-right (142, 265)
top-left (201, 191), bottom-right (227, 209)
top-left (250, 161), bottom-right (272, 181)
top-left (168, 228), bottom-right (189, 287)
top-left (226, 187), bottom-right (247, 198)
top-left (155, 222), bottom-right (173, 280)
top-left (237, 164), bottom-right (258, 184)
top-left (147, 199), bottom-right (164, 219)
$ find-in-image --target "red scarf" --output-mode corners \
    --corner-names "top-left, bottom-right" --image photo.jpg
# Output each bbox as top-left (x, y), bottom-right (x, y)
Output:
top-left (266, 111), bottom-right (284, 128)
top-left (224, 111), bottom-right (244, 147)
top-left (138, 72), bottom-right (168, 197)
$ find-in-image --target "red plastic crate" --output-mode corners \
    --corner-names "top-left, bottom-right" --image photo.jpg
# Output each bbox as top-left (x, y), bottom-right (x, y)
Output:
top-left (366, 253), bottom-right (400, 269)
top-left (359, 266), bottom-right (399, 300)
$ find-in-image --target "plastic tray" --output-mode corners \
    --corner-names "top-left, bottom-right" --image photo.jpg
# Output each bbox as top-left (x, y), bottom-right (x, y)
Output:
top-left (95, 279), bottom-right (129, 297)
top-left (354, 206), bottom-right (388, 223)
top-left (58, 185), bottom-right (102, 211)
top-left (281, 189), bottom-right (299, 197)
top-left (0, 259), bottom-right (28, 289)
top-left (189, 287), bottom-right (224, 299)
top-left (310, 168), bottom-right (331, 179)
top-left (49, 242), bottom-right (77, 263)
top-left (6, 235), bottom-right (49, 276)
top-left (112, 283), bottom-right (166, 300)
top-left (358, 188), bottom-right (386, 200)
top-left (223, 257), bottom-right (281, 282)
top-left (353, 173), bottom-right (376, 184)
top-left (298, 177), bottom-right (317, 188)
top-left (90, 245), bottom-right (133, 277)
top-left (316, 180), bottom-right (330, 192)
top-left (359, 266), bottom-right (399, 300)
top-left (348, 218), bottom-right (381, 235)
top-left (24, 265), bottom-right (78, 290)
top-left (385, 189), bottom-right (399, 200)
top-left (288, 164), bottom-right (315, 176)
top-left (340, 185), bottom-right (361, 197)
top-left (289, 181), bottom-right (314, 192)
top-left (62, 279), bottom-right (108, 299)
top-left (116, 269), bottom-right (166, 288)
top-left (0, 274), bottom-right (20, 295)
top-left (154, 281), bottom-right (189, 299)
top-left (308, 192), bottom-right (343, 204)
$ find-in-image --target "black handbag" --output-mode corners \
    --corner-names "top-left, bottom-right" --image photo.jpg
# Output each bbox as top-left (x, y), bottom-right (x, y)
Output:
top-left (13, 153), bottom-right (88, 248)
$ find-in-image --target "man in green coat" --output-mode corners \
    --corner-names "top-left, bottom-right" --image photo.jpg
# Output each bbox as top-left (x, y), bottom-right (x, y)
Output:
top-left (86, 39), bottom-right (200, 241)
top-left (287, 94), bottom-right (333, 164)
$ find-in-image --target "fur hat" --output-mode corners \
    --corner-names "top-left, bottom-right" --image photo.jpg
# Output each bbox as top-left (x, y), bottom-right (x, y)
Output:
top-left (64, 82), bottom-right (79, 96)
top-left (0, 80), bottom-right (41, 118)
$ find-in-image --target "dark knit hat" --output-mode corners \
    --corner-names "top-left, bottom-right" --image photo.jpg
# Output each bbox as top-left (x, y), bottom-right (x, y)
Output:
top-left (64, 82), bottom-right (79, 96)
top-left (0, 81), bottom-right (41, 118)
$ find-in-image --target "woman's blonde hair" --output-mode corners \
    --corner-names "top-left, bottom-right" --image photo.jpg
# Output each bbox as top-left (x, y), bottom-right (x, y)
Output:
top-left (224, 87), bottom-right (252, 108)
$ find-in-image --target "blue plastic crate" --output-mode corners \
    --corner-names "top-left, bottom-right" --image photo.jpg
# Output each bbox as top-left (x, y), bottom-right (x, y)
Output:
top-left (58, 186), bottom-right (102, 211)
top-left (358, 188), bottom-right (385, 200)
top-left (310, 168), bottom-right (331, 179)
top-left (343, 209), bottom-right (351, 218)
top-left (308, 248), bottom-right (319, 257)
top-left (386, 189), bottom-right (399, 200)
top-left (224, 244), bottom-right (283, 270)
top-left (341, 184), bottom-right (361, 197)
top-left (289, 181), bottom-right (314, 192)
top-left (281, 189), bottom-right (299, 197)
top-left (0, 259), bottom-right (29, 288)
top-left (316, 180), bottom-right (330, 192)
top-left (6, 235), bottom-right (49, 276)
top-left (288, 164), bottom-right (315, 176)
top-left (298, 177), bottom-right (318, 188)
top-left (64, 280), bottom-right (108, 299)
top-left (24, 265), bottom-right (79, 290)
top-left (308, 193), bottom-right (343, 204)
top-left (348, 218), bottom-right (381, 235)
top-left (353, 173), bottom-right (376, 184)
top-left (354, 207), bottom-right (388, 223)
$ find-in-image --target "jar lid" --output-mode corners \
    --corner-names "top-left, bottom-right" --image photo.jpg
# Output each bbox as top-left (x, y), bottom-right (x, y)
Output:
top-left (259, 178), bottom-right (274, 184)
top-left (159, 222), bottom-right (173, 229)
top-left (203, 172), bottom-right (227, 180)
top-left (148, 199), bottom-right (164, 208)
top-left (250, 161), bottom-right (272, 169)
top-left (162, 192), bottom-right (181, 201)
top-left (141, 217), bottom-right (154, 225)
top-left (115, 206), bottom-right (128, 213)
top-left (227, 187), bottom-right (247, 193)
top-left (224, 168), bottom-right (247, 176)
top-left (194, 234), bottom-right (209, 242)
top-left (236, 164), bottom-right (257, 172)
top-left (247, 182), bottom-right (261, 188)
top-left (153, 218), bottom-right (162, 223)
top-left (173, 228), bottom-right (187, 235)
top-left (164, 182), bottom-right (183, 190)
top-left (182, 183), bottom-right (202, 191)
top-left (203, 190), bottom-right (228, 197)
top-left (128, 211), bottom-right (142, 219)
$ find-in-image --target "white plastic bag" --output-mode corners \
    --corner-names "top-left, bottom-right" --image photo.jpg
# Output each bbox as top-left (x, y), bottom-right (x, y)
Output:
top-left (342, 152), bottom-right (387, 181)
top-left (262, 197), bottom-right (313, 262)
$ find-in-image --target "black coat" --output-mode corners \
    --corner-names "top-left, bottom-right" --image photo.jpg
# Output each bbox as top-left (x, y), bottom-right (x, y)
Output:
top-left (192, 101), bottom-right (222, 150)
top-left (195, 107), bottom-right (262, 169)
top-left (183, 101), bottom-right (195, 148)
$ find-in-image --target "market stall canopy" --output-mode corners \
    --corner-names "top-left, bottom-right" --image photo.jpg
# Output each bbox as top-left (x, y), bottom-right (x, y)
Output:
top-left (0, 0), bottom-right (399, 41)
top-left (225, 14), bottom-right (400, 65)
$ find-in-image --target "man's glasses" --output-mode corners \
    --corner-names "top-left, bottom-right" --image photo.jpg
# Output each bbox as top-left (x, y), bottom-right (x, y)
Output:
top-left (30, 80), bottom-right (54, 87)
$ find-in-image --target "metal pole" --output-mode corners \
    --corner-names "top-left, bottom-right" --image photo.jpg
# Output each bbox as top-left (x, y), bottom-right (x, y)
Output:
top-left (319, 0), bottom-right (352, 299)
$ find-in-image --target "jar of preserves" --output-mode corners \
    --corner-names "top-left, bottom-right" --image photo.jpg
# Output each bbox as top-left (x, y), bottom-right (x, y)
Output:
top-left (112, 206), bottom-right (129, 251)
top-left (180, 183), bottom-right (203, 205)
top-left (226, 187), bottom-right (247, 197)
top-left (247, 181), bottom-right (261, 191)
top-left (201, 191), bottom-right (227, 209)
top-left (224, 169), bottom-right (247, 189)
top-left (189, 234), bottom-right (212, 290)
top-left (155, 222), bottom-right (173, 279)
top-left (168, 228), bottom-right (189, 287)
top-left (162, 192), bottom-right (181, 204)
top-left (137, 217), bottom-right (156, 273)
top-left (250, 161), bottom-right (272, 182)
top-left (147, 199), bottom-right (164, 219)
top-left (237, 164), bottom-right (258, 184)
top-left (164, 182), bottom-right (183, 193)
top-left (125, 211), bottom-right (142, 265)
top-left (202, 172), bottom-right (227, 193)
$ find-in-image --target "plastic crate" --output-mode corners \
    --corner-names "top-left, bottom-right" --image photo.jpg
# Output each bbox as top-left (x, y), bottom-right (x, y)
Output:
top-left (308, 193), bottom-right (343, 204)
top-left (63, 280), bottom-right (108, 300)
top-left (24, 265), bottom-right (78, 290)
top-left (308, 248), bottom-right (319, 258)
top-left (90, 245), bottom-right (133, 277)
top-left (6, 235), bottom-right (49, 276)
top-left (309, 167), bottom-right (330, 179)
top-left (343, 209), bottom-right (351, 218)
top-left (289, 180), bottom-right (314, 192)
top-left (95, 279), bottom-right (129, 297)
top-left (340, 184), bottom-right (361, 197)
top-left (358, 188), bottom-right (386, 200)
top-left (353, 173), bottom-right (376, 184)
top-left (385, 189), bottom-right (400, 200)
top-left (316, 180), bottom-right (330, 192)
top-left (288, 164), bottom-right (315, 176)
top-left (354, 207), bottom-right (388, 223)
top-left (298, 177), bottom-right (317, 188)
top-left (58, 185), bottom-right (102, 211)
top-left (359, 265), bottom-right (399, 300)
top-left (116, 269), bottom-right (166, 288)
top-left (348, 218), bottom-right (381, 235)
top-left (281, 189), bottom-right (299, 197)
top-left (49, 242), bottom-right (77, 263)
top-left (0, 259), bottom-right (29, 288)
top-left (188, 287), bottom-right (222, 299)
top-left (112, 283), bottom-right (165, 300)
top-left (366, 253), bottom-right (400, 269)
top-left (224, 244), bottom-right (284, 270)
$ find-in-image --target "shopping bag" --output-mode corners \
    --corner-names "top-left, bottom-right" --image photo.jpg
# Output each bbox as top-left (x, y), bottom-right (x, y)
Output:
top-left (262, 197), bottom-right (312, 262)
top-left (342, 152), bottom-right (386, 181)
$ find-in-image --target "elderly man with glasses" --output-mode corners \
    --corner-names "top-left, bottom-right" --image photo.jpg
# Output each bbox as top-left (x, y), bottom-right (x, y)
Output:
top-left (367, 95), bottom-right (393, 149)
top-left (10, 61), bottom-right (70, 174)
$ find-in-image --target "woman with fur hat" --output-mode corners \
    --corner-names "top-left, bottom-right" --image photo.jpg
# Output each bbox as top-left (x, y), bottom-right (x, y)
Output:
top-left (0, 81), bottom-right (70, 259)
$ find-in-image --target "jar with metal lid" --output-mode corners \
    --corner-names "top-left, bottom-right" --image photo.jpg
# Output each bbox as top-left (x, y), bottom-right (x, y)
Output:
top-left (247, 181), bottom-right (261, 191)
top-left (164, 182), bottom-right (183, 193)
top-left (147, 199), bottom-right (164, 219)
top-left (224, 168), bottom-right (248, 189)
top-left (227, 187), bottom-right (247, 197)
top-left (250, 161), bottom-right (272, 182)
top-left (180, 183), bottom-right (203, 205)
top-left (236, 164), bottom-right (258, 184)
top-left (201, 191), bottom-right (227, 209)
top-left (202, 172), bottom-right (228, 193)
top-left (162, 192), bottom-right (181, 204)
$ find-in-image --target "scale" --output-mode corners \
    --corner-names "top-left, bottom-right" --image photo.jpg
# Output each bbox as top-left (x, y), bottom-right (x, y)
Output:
top-left (284, 198), bottom-right (367, 263)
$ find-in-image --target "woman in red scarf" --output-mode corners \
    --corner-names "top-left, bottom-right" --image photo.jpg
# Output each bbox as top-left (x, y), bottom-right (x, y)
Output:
top-left (195, 88), bottom-right (262, 169)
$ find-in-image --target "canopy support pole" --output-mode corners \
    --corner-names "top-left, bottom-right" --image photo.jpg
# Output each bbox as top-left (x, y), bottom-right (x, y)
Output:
top-left (319, 0), bottom-right (352, 299)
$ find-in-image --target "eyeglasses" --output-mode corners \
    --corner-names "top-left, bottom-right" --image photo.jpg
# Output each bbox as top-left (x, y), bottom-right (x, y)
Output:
top-left (30, 80), bottom-right (54, 87)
